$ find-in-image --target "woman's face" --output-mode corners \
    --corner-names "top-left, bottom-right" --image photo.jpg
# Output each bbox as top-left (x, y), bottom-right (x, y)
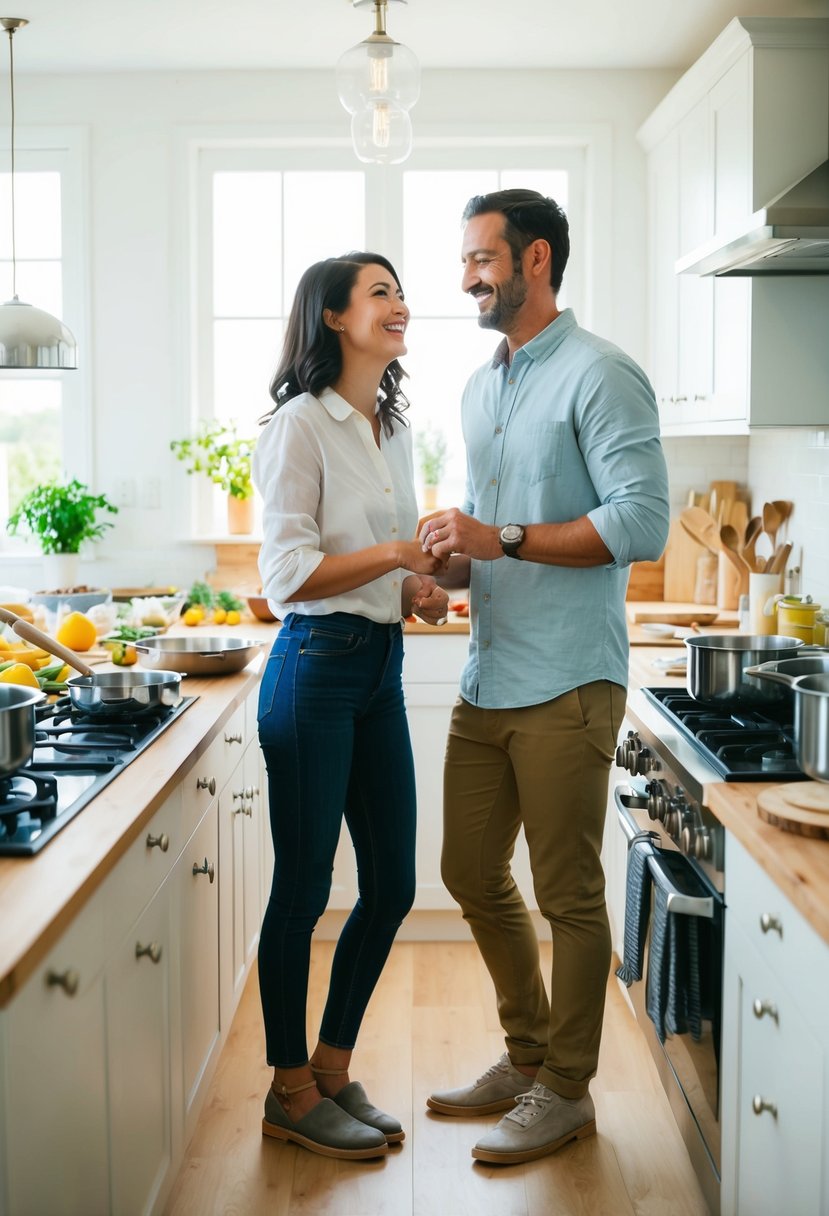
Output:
top-left (333, 263), bottom-right (409, 364)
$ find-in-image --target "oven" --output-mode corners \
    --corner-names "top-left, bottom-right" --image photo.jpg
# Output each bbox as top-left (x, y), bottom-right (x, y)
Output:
top-left (613, 683), bottom-right (807, 1216)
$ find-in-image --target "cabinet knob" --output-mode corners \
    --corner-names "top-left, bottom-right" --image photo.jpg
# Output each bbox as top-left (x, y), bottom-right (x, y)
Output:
top-left (673, 395), bottom-right (688, 403)
top-left (759, 912), bottom-right (783, 938)
top-left (135, 941), bottom-right (163, 964)
top-left (752, 1095), bottom-right (778, 1118)
top-left (46, 968), bottom-right (80, 997)
top-left (146, 832), bottom-right (170, 853)
top-left (224, 731), bottom-right (243, 745)
top-left (693, 394), bottom-right (707, 402)
top-left (193, 857), bottom-right (216, 883)
top-left (752, 998), bottom-right (779, 1023)
top-left (196, 776), bottom-right (217, 796)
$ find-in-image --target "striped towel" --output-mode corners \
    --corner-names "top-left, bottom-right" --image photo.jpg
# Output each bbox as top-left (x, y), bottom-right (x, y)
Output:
top-left (614, 833), bottom-right (655, 987)
top-left (646, 884), bottom-right (702, 1043)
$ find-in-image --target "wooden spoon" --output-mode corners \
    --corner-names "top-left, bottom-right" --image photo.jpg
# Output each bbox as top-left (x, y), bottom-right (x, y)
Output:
top-left (742, 516), bottom-right (763, 572)
top-left (762, 501), bottom-right (783, 551)
top-left (772, 499), bottom-right (794, 541)
top-left (770, 541), bottom-right (793, 576)
top-left (679, 506), bottom-right (721, 555)
top-left (720, 525), bottom-right (754, 576)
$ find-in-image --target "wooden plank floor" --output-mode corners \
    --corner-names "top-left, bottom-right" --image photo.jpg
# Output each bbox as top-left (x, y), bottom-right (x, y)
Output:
top-left (164, 941), bottom-right (710, 1216)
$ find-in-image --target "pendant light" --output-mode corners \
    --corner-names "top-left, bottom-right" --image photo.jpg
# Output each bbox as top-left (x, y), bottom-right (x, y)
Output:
top-left (0, 17), bottom-right (77, 369)
top-left (336, 0), bottom-right (420, 165)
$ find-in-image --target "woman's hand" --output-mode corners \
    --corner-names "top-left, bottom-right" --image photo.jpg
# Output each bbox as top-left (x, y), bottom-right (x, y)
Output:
top-left (418, 508), bottom-right (501, 562)
top-left (397, 539), bottom-right (447, 576)
top-left (405, 575), bottom-right (449, 627)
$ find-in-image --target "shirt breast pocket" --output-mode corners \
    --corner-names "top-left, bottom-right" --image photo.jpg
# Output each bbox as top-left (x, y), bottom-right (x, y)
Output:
top-left (516, 420), bottom-right (565, 486)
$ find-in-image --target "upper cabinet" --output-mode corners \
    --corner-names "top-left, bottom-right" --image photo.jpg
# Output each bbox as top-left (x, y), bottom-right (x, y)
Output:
top-left (638, 18), bottom-right (829, 433)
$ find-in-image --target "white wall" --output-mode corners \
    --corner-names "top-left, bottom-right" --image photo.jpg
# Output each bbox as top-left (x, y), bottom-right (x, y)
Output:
top-left (2, 65), bottom-right (675, 592)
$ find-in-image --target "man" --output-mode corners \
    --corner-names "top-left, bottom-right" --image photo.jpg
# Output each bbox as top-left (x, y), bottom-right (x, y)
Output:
top-left (419, 189), bottom-right (669, 1165)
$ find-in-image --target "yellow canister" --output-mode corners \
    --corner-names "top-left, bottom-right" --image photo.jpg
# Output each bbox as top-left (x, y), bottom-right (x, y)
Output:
top-left (775, 597), bottom-right (822, 644)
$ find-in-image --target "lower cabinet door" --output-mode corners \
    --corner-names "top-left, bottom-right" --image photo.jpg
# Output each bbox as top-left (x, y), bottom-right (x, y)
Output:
top-left (2, 897), bottom-right (108, 1216)
top-left (106, 880), bottom-right (173, 1216)
top-left (176, 804), bottom-right (220, 1137)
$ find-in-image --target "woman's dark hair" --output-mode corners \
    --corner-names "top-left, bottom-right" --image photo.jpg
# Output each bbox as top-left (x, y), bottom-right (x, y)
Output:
top-left (462, 189), bottom-right (570, 294)
top-left (262, 251), bottom-right (409, 435)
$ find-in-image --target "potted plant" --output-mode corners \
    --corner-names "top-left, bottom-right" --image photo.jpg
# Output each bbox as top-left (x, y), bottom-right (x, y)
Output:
top-left (414, 425), bottom-right (448, 510)
top-left (170, 419), bottom-right (256, 534)
top-left (6, 478), bottom-right (118, 588)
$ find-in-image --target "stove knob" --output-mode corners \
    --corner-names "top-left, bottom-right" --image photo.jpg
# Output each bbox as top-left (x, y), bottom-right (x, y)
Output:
top-left (664, 806), bottom-right (682, 837)
top-left (646, 781), bottom-right (668, 822)
top-left (695, 826), bottom-right (712, 861)
top-left (615, 732), bottom-right (635, 769)
top-left (636, 747), bottom-right (658, 775)
top-left (680, 825), bottom-right (695, 856)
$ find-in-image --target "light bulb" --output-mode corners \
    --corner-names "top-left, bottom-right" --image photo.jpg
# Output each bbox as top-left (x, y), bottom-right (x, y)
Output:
top-left (351, 104), bottom-right (413, 165)
top-left (336, 34), bottom-right (420, 114)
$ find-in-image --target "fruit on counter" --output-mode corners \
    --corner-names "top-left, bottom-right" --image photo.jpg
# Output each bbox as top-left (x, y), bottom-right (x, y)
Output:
top-left (56, 611), bottom-right (98, 652)
top-left (110, 642), bottom-right (138, 666)
top-left (449, 600), bottom-right (470, 616)
top-left (225, 609), bottom-right (241, 625)
top-left (183, 607), bottom-right (203, 627)
top-left (0, 601), bottom-right (34, 622)
top-left (0, 662), bottom-right (40, 687)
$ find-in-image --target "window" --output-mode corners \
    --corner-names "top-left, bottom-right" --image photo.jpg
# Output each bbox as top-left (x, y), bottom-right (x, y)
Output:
top-left (194, 139), bottom-right (589, 529)
top-left (0, 135), bottom-right (87, 541)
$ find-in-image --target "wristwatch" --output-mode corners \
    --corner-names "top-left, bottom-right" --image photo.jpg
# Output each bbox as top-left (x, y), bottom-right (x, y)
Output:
top-left (499, 523), bottom-right (526, 559)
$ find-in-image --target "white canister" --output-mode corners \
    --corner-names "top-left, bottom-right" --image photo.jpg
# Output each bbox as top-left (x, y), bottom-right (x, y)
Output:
top-left (748, 571), bottom-right (784, 636)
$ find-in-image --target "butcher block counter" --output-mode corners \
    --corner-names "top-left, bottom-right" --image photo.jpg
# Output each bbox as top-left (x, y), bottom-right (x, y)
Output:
top-left (0, 650), bottom-right (266, 1007)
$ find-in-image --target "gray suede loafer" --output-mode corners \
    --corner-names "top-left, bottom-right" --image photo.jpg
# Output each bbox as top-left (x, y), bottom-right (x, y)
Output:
top-left (333, 1081), bottom-right (405, 1143)
top-left (262, 1088), bottom-right (388, 1160)
top-left (471, 1082), bottom-right (596, 1164)
top-left (426, 1052), bottom-right (535, 1117)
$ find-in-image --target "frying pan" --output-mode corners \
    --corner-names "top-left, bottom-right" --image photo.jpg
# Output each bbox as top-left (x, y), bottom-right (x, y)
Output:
top-left (134, 634), bottom-right (263, 676)
top-left (0, 606), bottom-right (182, 717)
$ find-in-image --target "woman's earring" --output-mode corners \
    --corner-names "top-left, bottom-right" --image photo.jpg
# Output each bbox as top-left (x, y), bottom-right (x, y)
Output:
top-left (339, 326), bottom-right (345, 332)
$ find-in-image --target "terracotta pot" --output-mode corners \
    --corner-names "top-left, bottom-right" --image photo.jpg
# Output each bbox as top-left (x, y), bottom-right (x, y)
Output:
top-left (227, 494), bottom-right (254, 535)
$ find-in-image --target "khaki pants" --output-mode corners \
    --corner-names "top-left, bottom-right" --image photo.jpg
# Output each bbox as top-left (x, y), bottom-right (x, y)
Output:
top-left (441, 681), bottom-right (626, 1099)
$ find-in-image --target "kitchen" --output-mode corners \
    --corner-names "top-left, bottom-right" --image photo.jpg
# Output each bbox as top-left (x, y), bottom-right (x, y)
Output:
top-left (1, 1), bottom-right (829, 1214)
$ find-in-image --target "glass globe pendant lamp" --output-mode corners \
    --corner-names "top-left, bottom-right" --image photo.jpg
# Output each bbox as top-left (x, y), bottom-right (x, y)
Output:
top-left (0, 18), bottom-right (77, 369)
top-left (336, 0), bottom-right (420, 165)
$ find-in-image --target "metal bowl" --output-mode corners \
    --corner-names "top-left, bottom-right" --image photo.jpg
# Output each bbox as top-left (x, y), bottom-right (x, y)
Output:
top-left (135, 635), bottom-right (264, 676)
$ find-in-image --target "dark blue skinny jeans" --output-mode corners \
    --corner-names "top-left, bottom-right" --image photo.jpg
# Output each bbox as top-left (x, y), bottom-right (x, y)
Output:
top-left (257, 612), bottom-right (416, 1068)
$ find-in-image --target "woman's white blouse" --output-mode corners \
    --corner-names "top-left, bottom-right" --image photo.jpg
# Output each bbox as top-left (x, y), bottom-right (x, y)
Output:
top-left (252, 387), bottom-right (418, 623)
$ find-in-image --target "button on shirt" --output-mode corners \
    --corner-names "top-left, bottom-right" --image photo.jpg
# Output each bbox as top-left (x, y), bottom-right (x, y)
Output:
top-left (253, 388), bottom-right (418, 623)
top-left (461, 309), bottom-right (670, 709)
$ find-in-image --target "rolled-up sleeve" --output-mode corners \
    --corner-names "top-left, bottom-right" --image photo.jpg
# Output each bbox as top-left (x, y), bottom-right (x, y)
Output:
top-left (578, 355), bottom-right (670, 568)
top-left (253, 413), bottom-right (325, 603)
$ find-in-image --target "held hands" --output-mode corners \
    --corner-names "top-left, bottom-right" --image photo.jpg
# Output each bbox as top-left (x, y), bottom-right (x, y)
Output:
top-left (409, 576), bottom-right (450, 627)
top-left (397, 538), bottom-right (448, 577)
top-left (417, 508), bottom-right (502, 562)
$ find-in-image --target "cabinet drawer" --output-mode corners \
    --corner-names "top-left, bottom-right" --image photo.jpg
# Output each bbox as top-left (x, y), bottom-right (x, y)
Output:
top-left (726, 833), bottom-right (829, 1025)
top-left (103, 788), bottom-right (182, 952)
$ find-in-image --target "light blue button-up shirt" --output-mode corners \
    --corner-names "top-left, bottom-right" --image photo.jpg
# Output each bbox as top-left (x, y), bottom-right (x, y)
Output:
top-left (460, 308), bottom-right (670, 709)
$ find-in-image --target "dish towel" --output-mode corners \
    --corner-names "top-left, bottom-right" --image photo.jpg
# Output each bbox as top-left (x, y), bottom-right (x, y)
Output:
top-left (614, 832), bottom-right (656, 987)
top-left (646, 882), bottom-right (703, 1043)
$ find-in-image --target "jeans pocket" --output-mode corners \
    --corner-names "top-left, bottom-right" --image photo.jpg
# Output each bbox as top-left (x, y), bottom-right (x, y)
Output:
top-left (300, 627), bottom-right (363, 657)
top-left (258, 647), bottom-right (288, 721)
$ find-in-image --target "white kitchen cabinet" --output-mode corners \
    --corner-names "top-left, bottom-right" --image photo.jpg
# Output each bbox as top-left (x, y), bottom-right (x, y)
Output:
top-left (219, 737), bottom-right (262, 1024)
top-left (0, 893), bottom-right (109, 1216)
top-left (721, 832), bottom-right (829, 1216)
top-left (106, 880), bottom-right (173, 1216)
top-left (639, 18), bottom-right (829, 433)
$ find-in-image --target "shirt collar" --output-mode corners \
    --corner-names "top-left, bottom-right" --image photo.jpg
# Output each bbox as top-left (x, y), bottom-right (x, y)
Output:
top-left (489, 308), bottom-right (577, 370)
top-left (318, 386), bottom-right (381, 422)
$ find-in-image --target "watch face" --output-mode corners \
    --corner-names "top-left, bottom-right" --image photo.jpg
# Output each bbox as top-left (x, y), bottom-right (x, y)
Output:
top-left (501, 525), bottom-right (523, 544)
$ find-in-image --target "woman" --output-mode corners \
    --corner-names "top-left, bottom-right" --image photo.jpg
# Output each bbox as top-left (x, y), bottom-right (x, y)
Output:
top-left (253, 252), bottom-right (449, 1161)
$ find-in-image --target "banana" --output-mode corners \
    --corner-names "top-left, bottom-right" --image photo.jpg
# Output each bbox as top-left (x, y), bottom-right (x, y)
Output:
top-left (0, 602), bottom-right (34, 622)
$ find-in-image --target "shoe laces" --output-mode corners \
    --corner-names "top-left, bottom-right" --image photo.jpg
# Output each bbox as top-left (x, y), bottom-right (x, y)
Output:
top-left (476, 1053), bottom-right (513, 1085)
top-left (505, 1082), bottom-right (554, 1127)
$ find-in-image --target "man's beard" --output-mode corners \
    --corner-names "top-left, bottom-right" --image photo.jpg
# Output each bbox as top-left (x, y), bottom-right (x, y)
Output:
top-left (477, 270), bottom-right (528, 332)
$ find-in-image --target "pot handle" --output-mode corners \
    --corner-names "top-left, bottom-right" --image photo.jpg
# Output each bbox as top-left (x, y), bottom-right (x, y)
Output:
top-left (744, 661), bottom-right (797, 687)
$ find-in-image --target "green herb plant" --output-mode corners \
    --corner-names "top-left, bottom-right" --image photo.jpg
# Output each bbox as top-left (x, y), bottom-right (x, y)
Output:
top-left (414, 426), bottom-right (449, 487)
top-left (170, 420), bottom-right (255, 500)
top-left (7, 479), bottom-right (118, 554)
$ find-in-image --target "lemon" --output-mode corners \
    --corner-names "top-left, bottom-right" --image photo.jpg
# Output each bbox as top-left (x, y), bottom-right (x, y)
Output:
top-left (183, 607), bottom-right (202, 627)
top-left (225, 609), bottom-right (241, 626)
top-left (0, 662), bottom-right (40, 688)
top-left (56, 612), bottom-right (98, 653)
top-left (111, 643), bottom-right (138, 667)
top-left (212, 608), bottom-right (227, 625)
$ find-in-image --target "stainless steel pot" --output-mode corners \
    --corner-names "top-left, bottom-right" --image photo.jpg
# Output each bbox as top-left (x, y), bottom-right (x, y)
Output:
top-left (0, 684), bottom-right (45, 777)
top-left (684, 634), bottom-right (807, 706)
top-left (745, 662), bottom-right (829, 782)
top-left (0, 606), bottom-right (183, 718)
top-left (134, 635), bottom-right (263, 676)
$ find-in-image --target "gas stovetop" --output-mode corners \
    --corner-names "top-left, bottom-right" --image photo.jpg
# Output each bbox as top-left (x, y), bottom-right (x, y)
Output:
top-left (642, 687), bottom-right (806, 783)
top-left (0, 695), bottom-right (197, 856)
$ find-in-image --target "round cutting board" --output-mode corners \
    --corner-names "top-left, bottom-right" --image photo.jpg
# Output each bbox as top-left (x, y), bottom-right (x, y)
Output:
top-left (758, 782), bottom-right (829, 838)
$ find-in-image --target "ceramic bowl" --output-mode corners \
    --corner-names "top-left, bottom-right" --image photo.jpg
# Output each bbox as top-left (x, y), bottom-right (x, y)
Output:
top-left (30, 588), bottom-right (111, 613)
top-left (247, 595), bottom-right (278, 622)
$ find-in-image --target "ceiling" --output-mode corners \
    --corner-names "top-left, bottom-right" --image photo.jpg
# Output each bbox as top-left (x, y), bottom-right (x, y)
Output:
top-left (5, 0), bottom-right (829, 75)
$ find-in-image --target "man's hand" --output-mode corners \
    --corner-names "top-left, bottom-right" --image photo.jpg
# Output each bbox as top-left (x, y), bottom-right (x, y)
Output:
top-left (417, 508), bottom-right (502, 562)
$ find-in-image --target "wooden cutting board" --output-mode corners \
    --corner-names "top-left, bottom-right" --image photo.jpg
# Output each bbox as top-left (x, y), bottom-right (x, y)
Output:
top-left (663, 518), bottom-right (705, 602)
top-left (626, 602), bottom-right (738, 626)
top-left (758, 783), bottom-right (829, 838)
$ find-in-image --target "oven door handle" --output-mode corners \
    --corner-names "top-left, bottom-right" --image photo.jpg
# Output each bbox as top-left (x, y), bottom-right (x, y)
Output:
top-left (647, 852), bottom-right (714, 919)
top-left (614, 782), bottom-right (649, 843)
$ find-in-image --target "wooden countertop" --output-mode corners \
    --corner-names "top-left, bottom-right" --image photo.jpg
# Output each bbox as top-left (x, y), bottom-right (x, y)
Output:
top-left (0, 637), bottom-right (266, 1007)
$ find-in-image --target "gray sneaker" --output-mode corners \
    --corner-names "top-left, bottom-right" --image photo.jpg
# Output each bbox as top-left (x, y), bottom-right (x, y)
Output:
top-left (426, 1052), bottom-right (536, 1117)
top-left (471, 1082), bottom-right (596, 1164)
top-left (262, 1088), bottom-right (388, 1160)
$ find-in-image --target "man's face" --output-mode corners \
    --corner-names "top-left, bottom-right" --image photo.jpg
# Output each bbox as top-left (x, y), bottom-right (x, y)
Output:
top-left (461, 212), bottom-right (528, 334)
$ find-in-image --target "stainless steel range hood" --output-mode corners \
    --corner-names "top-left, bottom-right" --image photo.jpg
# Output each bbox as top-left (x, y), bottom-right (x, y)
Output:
top-left (677, 159), bottom-right (829, 277)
